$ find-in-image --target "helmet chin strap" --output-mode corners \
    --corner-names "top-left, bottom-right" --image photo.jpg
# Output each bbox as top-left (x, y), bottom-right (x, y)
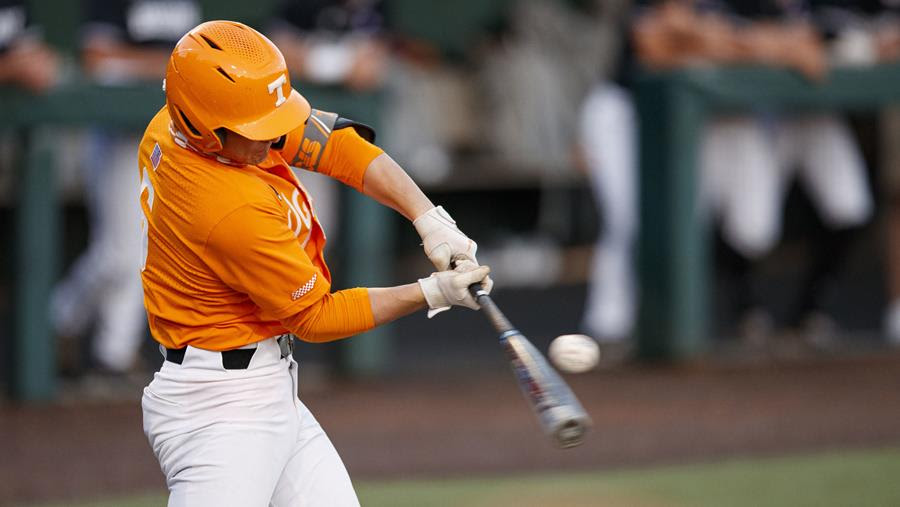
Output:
top-left (169, 122), bottom-right (244, 167)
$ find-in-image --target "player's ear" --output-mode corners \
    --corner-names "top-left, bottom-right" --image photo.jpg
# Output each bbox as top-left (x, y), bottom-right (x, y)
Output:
top-left (271, 135), bottom-right (286, 150)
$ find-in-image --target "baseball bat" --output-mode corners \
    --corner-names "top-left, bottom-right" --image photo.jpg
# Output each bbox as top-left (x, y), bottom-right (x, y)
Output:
top-left (469, 283), bottom-right (593, 448)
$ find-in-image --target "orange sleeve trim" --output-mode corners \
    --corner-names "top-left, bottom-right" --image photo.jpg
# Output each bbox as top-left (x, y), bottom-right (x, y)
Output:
top-left (280, 287), bottom-right (375, 342)
top-left (316, 127), bottom-right (384, 192)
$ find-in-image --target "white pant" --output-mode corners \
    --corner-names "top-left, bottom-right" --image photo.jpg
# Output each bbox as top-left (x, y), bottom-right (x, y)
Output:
top-left (142, 337), bottom-right (359, 507)
top-left (701, 113), bottom-right (872, 259)
top-left (578, 84), bottom-right (638, 341)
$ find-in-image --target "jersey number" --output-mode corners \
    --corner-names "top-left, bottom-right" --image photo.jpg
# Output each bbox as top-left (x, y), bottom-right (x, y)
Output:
top-left (140, 167), bottom-right (155, 271)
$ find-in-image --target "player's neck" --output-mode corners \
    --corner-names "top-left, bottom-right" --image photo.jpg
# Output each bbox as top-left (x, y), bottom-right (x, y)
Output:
top-left (169, 122), bottom-right (247, 167)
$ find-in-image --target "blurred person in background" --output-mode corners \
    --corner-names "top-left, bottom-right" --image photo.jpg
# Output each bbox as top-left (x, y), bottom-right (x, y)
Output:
top-left (830, 0), bottom-right (900, 345)
top-left (0, 0), bottom-right (60, 364)
top-left (875, 6), bottom-right (900, 345)
top-left (579, 0), bottom-right (875, 357)
top-left (810, 0), bottom-right (900, 346)
top-left (480, 0), bottom-right (614, 174)
top-left (576, 0), bottom-right (638, 363)
top-left (0, 0), bottom-right (59, 94)
top-left (475, 0), bottom-right (617, 289)
top-left (0, 0), bottom-right (60, 210)
top-left (51, 0), bottom-right (201, 383)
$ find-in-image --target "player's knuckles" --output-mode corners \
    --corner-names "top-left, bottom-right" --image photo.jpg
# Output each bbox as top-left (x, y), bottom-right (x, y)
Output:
top-left (428, 244), bottom-right (452, 269)
top-left (459, 266), bottom-right (489, 284)
top-left (453, 259), bottom-right (478, 271)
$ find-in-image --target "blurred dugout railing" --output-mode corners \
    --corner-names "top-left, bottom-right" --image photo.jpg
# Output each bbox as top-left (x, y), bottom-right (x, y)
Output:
top-left (636, 63), bottom-right (900, 361)
top-left (1, 82), bottom-right (382, 401)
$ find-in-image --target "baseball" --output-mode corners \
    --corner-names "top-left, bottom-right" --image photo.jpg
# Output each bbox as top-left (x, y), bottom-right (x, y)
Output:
top-left (548, 334), bottom-right (600, 373)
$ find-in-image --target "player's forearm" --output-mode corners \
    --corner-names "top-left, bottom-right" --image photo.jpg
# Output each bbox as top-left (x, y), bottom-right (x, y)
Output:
top-left (283, 284), bottom-right (424, 341)
top-left (368, 283), bottom-right (427, 326)
top-left (362, 153), bottom-right (434, 221)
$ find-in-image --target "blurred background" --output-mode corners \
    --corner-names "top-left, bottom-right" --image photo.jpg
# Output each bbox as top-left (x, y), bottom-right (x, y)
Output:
top-left (2, 0), bottom-right (900, 505)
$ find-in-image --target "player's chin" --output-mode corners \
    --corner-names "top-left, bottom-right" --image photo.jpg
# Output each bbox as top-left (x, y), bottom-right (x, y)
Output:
top-left (247, 149), bottom-right (270, 165)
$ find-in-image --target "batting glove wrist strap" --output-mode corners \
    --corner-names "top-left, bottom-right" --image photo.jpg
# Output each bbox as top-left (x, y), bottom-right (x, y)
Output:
top-left (417, 262), bottom-right (492, 319)
top-left (413, 206), bottom-right (478, 271)
top-left (417, 275), bottom-right (452, 318)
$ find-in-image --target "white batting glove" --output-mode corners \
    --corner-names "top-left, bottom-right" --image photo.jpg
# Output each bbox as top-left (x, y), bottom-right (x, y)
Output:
top-left (418, 261), bottom-right (492, 318)
top-left (413, 206), bottom-right (478, 271)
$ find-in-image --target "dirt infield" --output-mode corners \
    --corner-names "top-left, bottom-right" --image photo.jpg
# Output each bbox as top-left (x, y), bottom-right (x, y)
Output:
top-left (3, 351), bottom-right (900, 506)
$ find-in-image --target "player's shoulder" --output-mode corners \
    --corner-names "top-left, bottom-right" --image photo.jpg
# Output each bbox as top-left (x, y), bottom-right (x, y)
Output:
top-left (139, 108), bottom-right (278, 229)
top-left (140, 107), bottom-right (172, 149)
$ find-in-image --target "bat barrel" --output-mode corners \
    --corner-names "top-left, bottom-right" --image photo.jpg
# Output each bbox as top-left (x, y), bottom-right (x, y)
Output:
top-left (503, 333), bottom-right (593, 448)
top-left (543, 405), bottom-right (592, 449)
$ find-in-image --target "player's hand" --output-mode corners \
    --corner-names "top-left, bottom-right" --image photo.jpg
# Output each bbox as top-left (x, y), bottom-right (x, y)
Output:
top-left (418, 260), bottom-right (492, 318)
top-left (413, 206), bottom-right (478, 270)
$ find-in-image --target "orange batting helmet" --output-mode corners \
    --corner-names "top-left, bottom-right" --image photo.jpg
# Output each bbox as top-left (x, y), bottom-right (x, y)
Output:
top-left (164, 20), bottom-right (310, 153)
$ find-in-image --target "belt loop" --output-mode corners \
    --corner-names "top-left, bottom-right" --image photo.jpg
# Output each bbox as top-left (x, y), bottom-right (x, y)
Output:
top-left (278, 334), bottom-right (294, 359)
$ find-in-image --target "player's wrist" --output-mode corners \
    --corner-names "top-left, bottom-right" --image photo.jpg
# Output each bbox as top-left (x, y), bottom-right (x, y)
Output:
top-left (412, 205), bottom-right (452, 232)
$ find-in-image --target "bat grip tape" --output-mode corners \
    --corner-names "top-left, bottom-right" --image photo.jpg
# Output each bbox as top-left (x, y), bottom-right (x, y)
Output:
top-left (469, 283), bottom-right (516, 334)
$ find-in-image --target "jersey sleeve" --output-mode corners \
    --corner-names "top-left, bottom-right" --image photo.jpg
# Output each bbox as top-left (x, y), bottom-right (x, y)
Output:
top-left (277, 108), bottom-right (384, 191)
top-left (204, 201), bottom-right (330, 320)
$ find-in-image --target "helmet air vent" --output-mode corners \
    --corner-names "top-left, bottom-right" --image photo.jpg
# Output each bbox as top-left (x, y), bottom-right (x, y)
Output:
top-left (201, 23), bottom-right (266, 64)
top-left (215, 66), bottom-right (236, 83)
top-left (199, 34), bottom-right (222, 50)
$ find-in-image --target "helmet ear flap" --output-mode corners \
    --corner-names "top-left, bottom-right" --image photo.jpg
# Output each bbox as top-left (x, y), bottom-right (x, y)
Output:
top-left (171, 103), bottom-right (223, 152)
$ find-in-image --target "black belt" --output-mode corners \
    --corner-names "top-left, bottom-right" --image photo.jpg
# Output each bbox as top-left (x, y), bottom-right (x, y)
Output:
top-left (165, 335), bottom-right (294, 370)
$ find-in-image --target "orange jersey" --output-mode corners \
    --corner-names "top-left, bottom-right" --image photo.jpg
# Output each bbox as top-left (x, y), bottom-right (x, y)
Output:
top-left (138, 107), bottom-right (384, 351)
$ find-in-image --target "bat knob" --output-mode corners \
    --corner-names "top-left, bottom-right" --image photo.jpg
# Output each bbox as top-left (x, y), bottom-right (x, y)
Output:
top-left (554, 419), bottom-right (588, 449)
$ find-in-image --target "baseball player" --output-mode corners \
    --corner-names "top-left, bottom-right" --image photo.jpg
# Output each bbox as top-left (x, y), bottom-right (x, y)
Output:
top-left (139, 20), bottom-right (490, 506)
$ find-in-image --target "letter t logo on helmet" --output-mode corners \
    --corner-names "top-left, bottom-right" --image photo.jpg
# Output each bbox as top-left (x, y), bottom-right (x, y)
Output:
top-left (164, 21), bottom-right (310, 153)
top-left (267, 74), bottom-right (287, 107)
